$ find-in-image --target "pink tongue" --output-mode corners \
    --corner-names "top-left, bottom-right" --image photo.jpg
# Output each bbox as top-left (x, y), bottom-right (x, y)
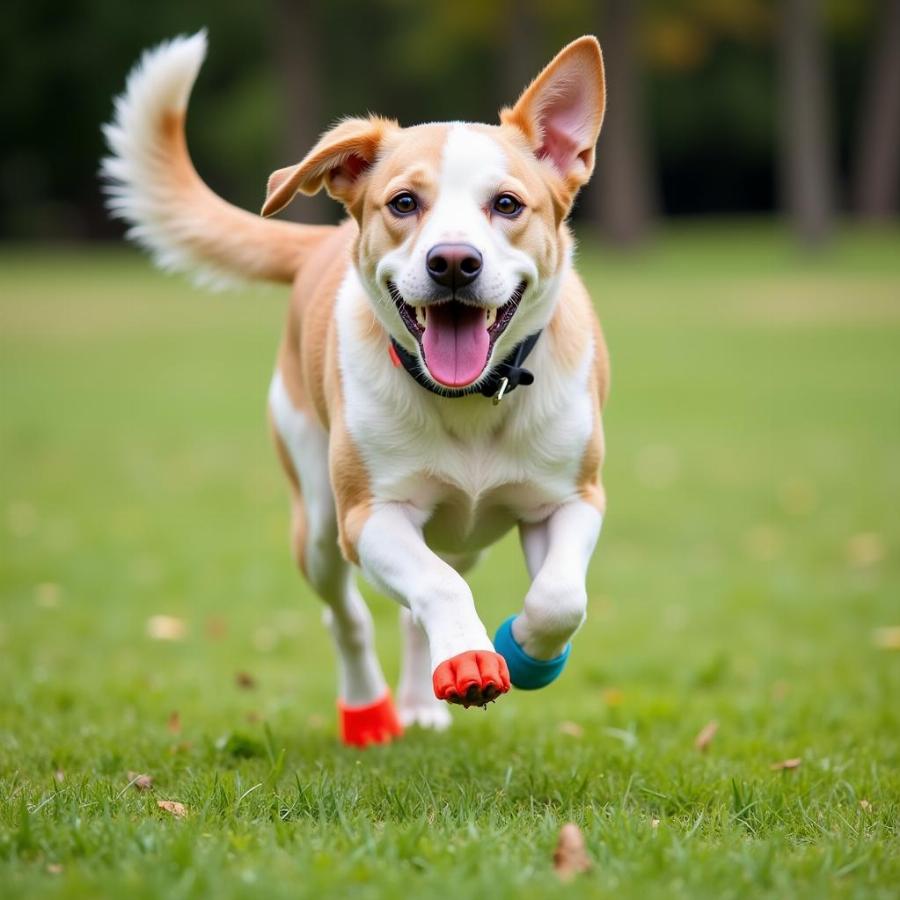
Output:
top-left (421, 302), bottom-right (490, 387)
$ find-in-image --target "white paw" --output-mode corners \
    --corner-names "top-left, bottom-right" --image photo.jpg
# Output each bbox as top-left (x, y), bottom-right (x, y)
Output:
top-left (397, 697), bottom-right (453, 731)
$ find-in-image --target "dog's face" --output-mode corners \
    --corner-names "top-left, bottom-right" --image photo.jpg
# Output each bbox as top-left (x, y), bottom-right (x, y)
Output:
top-left (263, 37), bottom-right (605, 390)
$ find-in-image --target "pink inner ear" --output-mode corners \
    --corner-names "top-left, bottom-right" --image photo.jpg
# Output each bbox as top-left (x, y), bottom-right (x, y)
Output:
top-left (330, 152), bottom-right (371, 190)
top-left (535, 82), bottom-right (592, 176)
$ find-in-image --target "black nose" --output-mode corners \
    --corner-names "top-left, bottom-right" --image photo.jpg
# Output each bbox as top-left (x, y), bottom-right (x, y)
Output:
top-left (426, 243), bottom-right (483, 290)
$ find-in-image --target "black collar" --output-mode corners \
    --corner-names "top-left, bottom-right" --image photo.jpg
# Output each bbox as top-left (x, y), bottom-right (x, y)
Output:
top-left (389, 331), bottom-right (542, 404)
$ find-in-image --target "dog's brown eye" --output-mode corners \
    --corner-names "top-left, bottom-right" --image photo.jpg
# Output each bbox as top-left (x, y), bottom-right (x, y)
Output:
top-left (388, 192), bottom-right (418, 216)
top-left (493, 194), bottom-right (523, 217)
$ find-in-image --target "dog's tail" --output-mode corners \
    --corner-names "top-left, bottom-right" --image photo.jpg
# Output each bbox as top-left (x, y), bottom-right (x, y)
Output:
top-left (101, 31), bottom-right (327, 287)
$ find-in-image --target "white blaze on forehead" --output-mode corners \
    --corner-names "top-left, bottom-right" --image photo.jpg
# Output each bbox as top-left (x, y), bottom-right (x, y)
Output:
top-left (429, 126), bottom-right (508, 237)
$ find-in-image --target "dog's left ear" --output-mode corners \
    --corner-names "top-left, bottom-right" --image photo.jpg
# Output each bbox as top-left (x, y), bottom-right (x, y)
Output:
top-left (501, 36), bottom-right (606, 193)
top-left (262, 116), bottom-right (397, 217)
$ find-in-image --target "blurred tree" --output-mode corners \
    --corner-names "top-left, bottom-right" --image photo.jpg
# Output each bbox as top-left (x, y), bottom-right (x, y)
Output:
top-left (501, 0), bottom-right (540, 102)
top-left (851, 0), bottom-right (900, 220)
top-left (589, 0), bottom-right (656, 245)
top-left (271, 0), bottom-right (333, 224)
top-left (778, 0), bottom-right (836, 244)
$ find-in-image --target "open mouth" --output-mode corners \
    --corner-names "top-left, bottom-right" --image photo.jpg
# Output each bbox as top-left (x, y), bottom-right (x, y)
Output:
top-left (387, 281), bottom-right (527, 388)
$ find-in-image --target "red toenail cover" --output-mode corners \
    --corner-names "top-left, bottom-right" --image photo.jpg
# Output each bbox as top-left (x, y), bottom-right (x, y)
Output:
top-left (432, 650), bottom-right (511, 706)
top-left (338, 691), bottom-right (404, 747)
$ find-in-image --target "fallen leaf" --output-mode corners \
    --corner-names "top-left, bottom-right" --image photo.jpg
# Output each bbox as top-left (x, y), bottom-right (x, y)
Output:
top-left (157, 800), bottom-right (187, 818)
top-left (46, 863), bottom-right (64, 875)
top-left (235, 671), bottom-right (257, 690)
top-left (127, 771), bottom-right (153, 791)
top-left (872, 627), bottom-right (900, 650)
top-left (35, 582), bottom-right (62, 608)
top-left (245, 710), bottom-right (263, 724)
top-left (54, 769), bottom-right (65, 783)
top-left (558, 720), bottom-right (584, 738)
top-left (694, 720), bottom-right (718, 752)
top-left (859, 799), bottom-right (871, 811)
top-left (771, 680), bottom-right (791, 701)
top-left (553, 823), bottom-right (591, 882)
top-left (651, 818), bottom-right (660, 830)
top-left (169, 741), bottom-right (193, 755)
top-left (846, 532), bottom-right (885, 568)
top-left (770, 757), bottom-right (802, 771)
top-left (601, 687), bottom-right (624, 707)
top-left (167, 711), bottom-right (182, 734)
top-left (743, 525), bottom-right (782, 561)
top-left (205, 616), bottom-right (228, 639)
top-left (778, 479), bottom-right (817, 516)
top-left (146, 615), bottom-right (186, 641)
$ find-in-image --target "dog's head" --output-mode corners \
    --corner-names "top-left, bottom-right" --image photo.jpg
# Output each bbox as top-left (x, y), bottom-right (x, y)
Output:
top-left (263, 37), bottom-right (605, 391)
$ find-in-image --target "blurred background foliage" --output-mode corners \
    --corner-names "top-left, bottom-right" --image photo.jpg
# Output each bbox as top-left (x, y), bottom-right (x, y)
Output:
top-left (1, 0), bottom-right (897, 243)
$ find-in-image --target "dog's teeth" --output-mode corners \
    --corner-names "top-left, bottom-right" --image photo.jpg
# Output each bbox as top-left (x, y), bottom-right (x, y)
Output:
top-left (485, 307), bottom-right (497, 327)
top-left (415, 306), bottom-right (427, 328)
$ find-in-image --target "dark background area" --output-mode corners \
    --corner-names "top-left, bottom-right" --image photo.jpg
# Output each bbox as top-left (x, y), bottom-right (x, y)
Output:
top-left (1, 0), bottom-right (898, 244)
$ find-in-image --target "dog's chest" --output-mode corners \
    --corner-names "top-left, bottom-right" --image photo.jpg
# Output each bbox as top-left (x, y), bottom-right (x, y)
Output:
top-left (355, 381), bottom-right (594, 553)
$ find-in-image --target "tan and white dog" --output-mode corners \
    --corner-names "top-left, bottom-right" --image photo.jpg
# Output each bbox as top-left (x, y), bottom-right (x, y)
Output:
top-left (103, 31), bottom-right (610, 746)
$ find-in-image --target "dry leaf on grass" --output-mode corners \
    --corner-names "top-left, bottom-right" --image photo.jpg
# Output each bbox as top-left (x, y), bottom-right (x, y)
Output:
top-left (54, 769), bottom-right (65, 783)
top-left (235, 671), bottom-right (257, 690)
top-left (127, 771), bottom-right (153, 791)
top-left (601, 687), bottom-right (624, 707)
top-left (146, 615), bottom-right (186, 641)
top-left (770, 757), bottom-right (802, 771)
top-left (553, 823), bottom-right (592, 882)
top-left (859, 799), bottom-right (871, 811)
top-left (651, 818), bottom-right (660, 830)
top-left (167, 711), bottom-right (182, 734)
top-left (558, 721), bottom-right (584, 738)
top-left (157, 800), bottom-right (187, 818)
top-left (694, 720), bottom-right (718, 752)
top-left (872, 627), bottom-right (900, 650)
top-left (46, 863), bottom-right (64, 875)
top-left (846, 532), bottom-right (885, 568)
top-left (205, 616), bottom-right (228, 639)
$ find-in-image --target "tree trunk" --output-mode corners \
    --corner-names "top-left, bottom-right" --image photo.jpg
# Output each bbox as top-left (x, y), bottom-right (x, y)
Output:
top-left (852, 0), bottom-right (900, 220)
top-left (501, 0), bottom-right (540, 103)
top-left (778, 0), bottom-right (835, 245)
top-left (272, 0), bottom-right (333, 224)
top-left (589, 0), bottom-right (655, 246)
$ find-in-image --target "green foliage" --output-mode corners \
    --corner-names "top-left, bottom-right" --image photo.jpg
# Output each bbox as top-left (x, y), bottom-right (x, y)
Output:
top-left (1, 226), bottom-right (899, 897)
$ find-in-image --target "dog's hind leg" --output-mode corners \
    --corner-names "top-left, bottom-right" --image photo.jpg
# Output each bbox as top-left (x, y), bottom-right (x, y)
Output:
top-left (269, 370), bottom-right (401, 746)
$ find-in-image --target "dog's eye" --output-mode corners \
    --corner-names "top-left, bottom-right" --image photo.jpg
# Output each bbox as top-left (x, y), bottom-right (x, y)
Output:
top-left (493, 194), bottom-right (523, 217)
top-left (388, 192), bottom-right (418, 216)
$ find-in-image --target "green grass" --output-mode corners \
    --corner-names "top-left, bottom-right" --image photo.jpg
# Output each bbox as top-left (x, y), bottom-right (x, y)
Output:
top-left (1, 224), bottom-right (899, 898)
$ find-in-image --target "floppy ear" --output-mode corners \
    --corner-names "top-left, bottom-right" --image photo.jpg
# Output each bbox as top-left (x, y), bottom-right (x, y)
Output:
top-left (501, 36), bottom-right (606, 192)
top-left (261, 116), bottom-right (397, 217)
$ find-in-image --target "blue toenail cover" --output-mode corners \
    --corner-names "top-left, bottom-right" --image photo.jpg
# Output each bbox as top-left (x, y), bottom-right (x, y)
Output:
top-left (493, 615), bottom-right (570, 690)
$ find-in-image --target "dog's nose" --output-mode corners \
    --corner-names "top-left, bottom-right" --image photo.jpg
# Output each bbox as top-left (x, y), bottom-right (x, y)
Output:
top-left (426, 243), bottom-right (483, 290)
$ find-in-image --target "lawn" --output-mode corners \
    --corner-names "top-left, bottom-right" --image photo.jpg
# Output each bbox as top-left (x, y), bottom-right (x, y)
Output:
top-left (1, 225), bottom-right (898, 898)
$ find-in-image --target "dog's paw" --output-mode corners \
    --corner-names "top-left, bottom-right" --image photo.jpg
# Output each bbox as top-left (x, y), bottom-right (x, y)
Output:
top-left (338, 692), bottom-right (404, 748)
top-left (432, 650), bottom-right (511, 707)
top-left (397, 695), bottom-right (453, 731)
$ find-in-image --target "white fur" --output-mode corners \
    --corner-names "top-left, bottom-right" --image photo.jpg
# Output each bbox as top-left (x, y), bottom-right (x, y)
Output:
top-left (269, 371), bottom-right (388, 707)
top-left (101, 32), bottom-right (269, 289)
top-left (514, 500), bottom-right (602, 659)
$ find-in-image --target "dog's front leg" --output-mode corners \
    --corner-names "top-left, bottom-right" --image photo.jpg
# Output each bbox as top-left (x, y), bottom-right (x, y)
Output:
top-left (355, 502), bottom-right (510, 707)
top-left (494, 500), bottom-right (602, 690)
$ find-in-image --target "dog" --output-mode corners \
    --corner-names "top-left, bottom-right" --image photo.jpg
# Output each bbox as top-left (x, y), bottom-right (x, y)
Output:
top-left (103, 31), bottom-right (609, 746)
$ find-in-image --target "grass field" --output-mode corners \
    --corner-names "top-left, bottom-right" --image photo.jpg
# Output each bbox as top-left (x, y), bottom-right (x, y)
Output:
top-left (1, 225), bottom-right (899, 898)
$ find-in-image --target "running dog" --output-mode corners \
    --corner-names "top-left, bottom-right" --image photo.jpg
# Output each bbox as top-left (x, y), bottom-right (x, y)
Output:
top-left (103, 32), bottom-right (609, 746)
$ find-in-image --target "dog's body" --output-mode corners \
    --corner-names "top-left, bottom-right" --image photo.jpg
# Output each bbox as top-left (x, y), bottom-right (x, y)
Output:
top-left (103, 32), bottom-right (609, 745)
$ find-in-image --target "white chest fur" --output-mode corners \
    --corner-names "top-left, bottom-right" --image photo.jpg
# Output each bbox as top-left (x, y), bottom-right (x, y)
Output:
top-left (336, 271), bottom-right (597, 553)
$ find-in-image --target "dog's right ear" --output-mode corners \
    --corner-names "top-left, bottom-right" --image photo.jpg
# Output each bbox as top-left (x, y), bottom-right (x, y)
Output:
top-left (261, 116), bottom-right (397, 217)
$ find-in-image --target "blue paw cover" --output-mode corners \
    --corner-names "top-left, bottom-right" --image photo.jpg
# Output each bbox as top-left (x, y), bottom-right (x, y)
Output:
top-left (493, 615), bottom-right (571, 690)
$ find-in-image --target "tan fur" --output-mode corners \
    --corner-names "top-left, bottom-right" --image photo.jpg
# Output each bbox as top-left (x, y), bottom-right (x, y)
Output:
top-left (158, 111), bottom-right (334, 284)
